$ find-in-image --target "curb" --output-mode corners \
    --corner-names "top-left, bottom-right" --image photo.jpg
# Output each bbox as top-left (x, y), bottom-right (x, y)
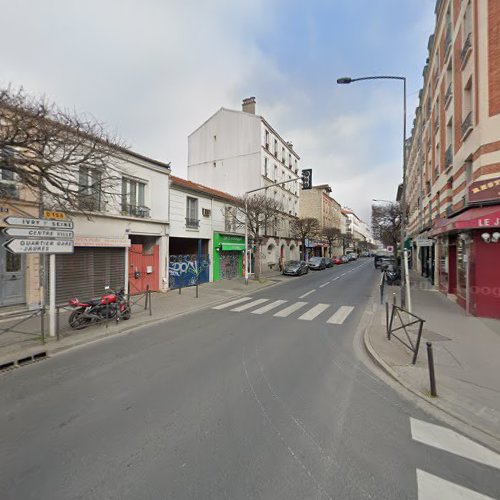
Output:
top-left (362, 317), bottom-right (500, 452)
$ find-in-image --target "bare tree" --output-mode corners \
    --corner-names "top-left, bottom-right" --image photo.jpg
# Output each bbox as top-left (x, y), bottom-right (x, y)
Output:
top-left (0, 86), bottom-right (124, 215)
top-left (371, 202), bottom-right (402, 257)
top-left (233, 193), bottom-right (284, 280)
top-left (290, 217), bottom-right (320, 260)
top-left (322, 226), bottom-right (342, 257)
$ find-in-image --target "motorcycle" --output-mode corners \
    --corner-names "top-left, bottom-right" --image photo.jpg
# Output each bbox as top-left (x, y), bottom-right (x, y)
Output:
top-left (68, 286), bottom-right (131, 330)
top-left (384, 264), bottom-right (401, 286)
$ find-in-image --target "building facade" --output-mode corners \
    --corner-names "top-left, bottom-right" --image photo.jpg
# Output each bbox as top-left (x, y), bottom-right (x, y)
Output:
top-left (187, 97), bottom-right (301, 272)
top-left (169, 176), bottom-right (245, 288)
top-left (406, 0), bottom-right (500, 318)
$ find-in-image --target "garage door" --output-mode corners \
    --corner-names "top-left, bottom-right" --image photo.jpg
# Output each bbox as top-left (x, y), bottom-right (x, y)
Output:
top-left (54, 247), bottom-right (125, 304)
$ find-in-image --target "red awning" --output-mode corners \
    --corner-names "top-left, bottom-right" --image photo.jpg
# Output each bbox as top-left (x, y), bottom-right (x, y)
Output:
top-left (431, 206), bottom-right (500, 235)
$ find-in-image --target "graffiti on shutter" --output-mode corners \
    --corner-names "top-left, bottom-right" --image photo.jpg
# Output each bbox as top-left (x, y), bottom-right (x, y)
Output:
top-left (169, 254), bottom-right (210, 289)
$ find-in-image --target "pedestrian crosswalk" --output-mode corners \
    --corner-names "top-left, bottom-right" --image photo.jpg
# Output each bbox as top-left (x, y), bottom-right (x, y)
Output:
top-left (411, 417), bottom-right (500, 499)
top-left (212, 297), bottom-right (355, 325)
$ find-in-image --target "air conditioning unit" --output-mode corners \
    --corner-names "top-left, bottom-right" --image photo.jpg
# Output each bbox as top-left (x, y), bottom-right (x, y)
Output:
top-left (202, 208), bottom-right (211, 217)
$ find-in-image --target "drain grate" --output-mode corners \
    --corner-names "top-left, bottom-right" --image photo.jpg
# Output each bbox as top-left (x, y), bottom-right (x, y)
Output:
top-left (0, 351), bottom-right (48, 372)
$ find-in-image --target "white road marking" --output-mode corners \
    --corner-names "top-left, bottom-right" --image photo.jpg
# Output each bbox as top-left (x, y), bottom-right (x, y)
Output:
top-left (274, 301), bottom-right (308, 317)
top-left (327, 306), bottom-right (354, 324)
top-left (411, 418), bottom-right (500, 470)
top-left (319, 282), bottom-right (330, 288)
top-left (212, 297), bottom-right (252, 309)
top-left (252, 300), bottom-right (287, 315)
top-left (416, 469), bottom-right (494, 499)
top-left (231, 298), bottom-right (269, 312)
top-left (299, 289), bottom-right (316, 299)
top-left (298, 304), bottom-right (330, 321)
top-left (340, 273), bottom-right (346, 276)
top-left (332, 277), bottom-right (340, 281)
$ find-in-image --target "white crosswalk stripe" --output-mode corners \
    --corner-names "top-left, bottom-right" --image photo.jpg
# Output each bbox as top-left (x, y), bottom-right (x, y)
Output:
top-left (416, 469), bottom-right (494, 499)
top-left (252, 300), bottom-right (288, 315)
top-left (212, 297), bottom-right (252, 310)
top-left (274, 301), bottom-right (308, 317)
top-left (231, 298), bottom-right (269, 312)
top-left (298, 303), bottom-right (330, 321)
top-left (327, 306), bottom-right (354, 324)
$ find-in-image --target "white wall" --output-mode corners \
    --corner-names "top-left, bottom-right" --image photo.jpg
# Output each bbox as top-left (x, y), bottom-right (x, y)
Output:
top-left (188, 108), bottom-right (262, 195)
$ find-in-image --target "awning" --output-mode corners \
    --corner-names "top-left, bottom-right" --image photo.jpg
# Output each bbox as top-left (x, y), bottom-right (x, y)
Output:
top-left (220, 243), bottom-right (245, 251)
top-left (431, 206), bottom-right (500, 236)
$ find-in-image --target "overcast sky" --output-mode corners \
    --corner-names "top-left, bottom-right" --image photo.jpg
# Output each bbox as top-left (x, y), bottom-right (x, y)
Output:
top-left (1, 0), bottom-right (436, 223)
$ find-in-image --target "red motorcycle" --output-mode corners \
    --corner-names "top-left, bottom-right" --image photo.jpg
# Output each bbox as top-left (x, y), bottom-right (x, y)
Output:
top-left (68, 286), bottom-right (130, 330)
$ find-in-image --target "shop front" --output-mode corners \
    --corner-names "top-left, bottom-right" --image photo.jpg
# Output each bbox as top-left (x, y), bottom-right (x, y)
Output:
top-left (213, 232), bottom-right (244, 281)
top-left (432, 205), bottom-right (500, 318)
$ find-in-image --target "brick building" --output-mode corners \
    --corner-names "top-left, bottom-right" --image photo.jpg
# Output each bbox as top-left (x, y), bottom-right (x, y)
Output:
top-left (406, 0), bottom-right (500, 318)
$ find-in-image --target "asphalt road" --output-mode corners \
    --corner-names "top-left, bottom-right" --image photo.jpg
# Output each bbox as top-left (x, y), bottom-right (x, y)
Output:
top-left (1, 259), bottom-right (499, 499)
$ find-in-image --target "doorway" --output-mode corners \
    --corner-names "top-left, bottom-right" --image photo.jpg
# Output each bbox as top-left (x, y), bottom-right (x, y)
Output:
top-left (0, 234), bottom-right (25, 306)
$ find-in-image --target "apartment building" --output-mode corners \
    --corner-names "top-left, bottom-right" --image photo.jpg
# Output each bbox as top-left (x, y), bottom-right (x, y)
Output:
top-left (406, 0), bottom-right (500, 318)
top-left (188, 97), bottom-right (301, 271)
top-left (299, 184), bottom-right (343, 256)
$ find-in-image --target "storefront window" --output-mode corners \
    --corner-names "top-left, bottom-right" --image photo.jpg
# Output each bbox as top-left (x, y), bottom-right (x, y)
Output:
top-left (439, 241), bottom-right (448, 285)
top-left (457, 237), bottom-right (467, 296)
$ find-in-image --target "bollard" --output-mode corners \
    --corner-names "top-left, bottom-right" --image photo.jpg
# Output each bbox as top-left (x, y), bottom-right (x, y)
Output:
top-left (148, 290), bottom-right (152, 316)
top-left (105, 298), bottom-right (109, 329)
top-left (426, 342), bottom-right (438, 397)
top-left (145, 285), bottom-right (149, 310)
top-left (385, 302), bottom-right (389, 339)
top-left (179, 285), bottom-right (182, 295)
top-left (196, 283), bottom-right (199, 298)
top-left (40, 307), bottom-right (46, 344)
top-left (56, 305), bottom-right (60, 341)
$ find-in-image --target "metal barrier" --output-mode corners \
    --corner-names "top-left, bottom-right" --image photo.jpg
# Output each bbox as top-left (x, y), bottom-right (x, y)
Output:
top-left (386, 303), bottom-right (425, 364)
top-left (0, 307), bottom-right (46, 348)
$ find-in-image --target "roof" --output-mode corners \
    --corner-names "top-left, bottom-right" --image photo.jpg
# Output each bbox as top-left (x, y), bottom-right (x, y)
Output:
top-left (170, 176), bottom-right (238, 203)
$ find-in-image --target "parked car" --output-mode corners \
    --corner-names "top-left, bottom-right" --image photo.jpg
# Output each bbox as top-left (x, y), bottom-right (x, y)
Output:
top-left (333, 256), bottom-right (343, 265)
top-left (324, 257), bottom-right (334, 268)
top-left (348, 253), bottom-right (358, 261)
top-left (283, 260), bottom-right (309, 276)
top-left (341, 255), bottom-right (350, 263)
top-left (374, 253), bottom-right (391, 268)
top-left (308, 257), bottom-right (327, 270)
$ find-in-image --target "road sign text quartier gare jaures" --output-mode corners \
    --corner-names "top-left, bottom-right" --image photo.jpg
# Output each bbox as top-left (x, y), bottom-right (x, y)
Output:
top-left (2, 216), bottom-right (74, 254)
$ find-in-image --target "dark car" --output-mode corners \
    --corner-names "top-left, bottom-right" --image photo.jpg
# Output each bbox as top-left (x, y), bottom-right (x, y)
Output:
top-left (283, 260), bottom-right (309, 276)
top-left (308, 257), bottom-right (327, 270)
top-left (324, 257), bottom-right (334, 268)
top-left (374, 254), bottom-right (391, 268)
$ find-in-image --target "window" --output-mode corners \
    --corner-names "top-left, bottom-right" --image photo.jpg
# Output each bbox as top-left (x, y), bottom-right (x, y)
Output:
top-left (274, 139), bottom-right (278, 157)
top-left (263, 157), bottom-right (268, 178)
top-left (281, 147), bottom-right (285, 163)
top-left (288, 153), bottom-right (292, 168)
top-left (225, 206), bottom-right (236, 232)
top-left (265, 130), bottom-right (269, 150)
top-left (121, 177), bottom-right (148, 217)
top-left (79, 166), bottom-right (102, 211)
top-left (462, 78), bottom-right (473, 138)
top-left (186, 196), bottom-right (199, 228)
top-left (274, 164), bottom-right (278, 182)
top-left (0, 148), bottom-right (18, 199)
top-left (6, 252), bottom-right (21, 273)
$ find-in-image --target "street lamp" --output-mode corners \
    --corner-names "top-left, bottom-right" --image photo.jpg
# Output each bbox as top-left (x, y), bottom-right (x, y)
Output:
top-left (338, 75), bottom-right (408, 308)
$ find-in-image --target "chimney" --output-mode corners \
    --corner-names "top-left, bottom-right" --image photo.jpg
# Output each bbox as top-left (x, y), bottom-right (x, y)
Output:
top-left (242, 97), bottom-right (256, 114)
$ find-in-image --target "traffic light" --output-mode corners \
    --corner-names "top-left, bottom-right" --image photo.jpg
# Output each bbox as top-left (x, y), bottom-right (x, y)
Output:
top-left (301, 169), bottom-right (312, 190)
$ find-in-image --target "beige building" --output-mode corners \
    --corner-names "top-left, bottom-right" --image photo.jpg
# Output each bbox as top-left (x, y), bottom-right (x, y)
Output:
top-left (299, 184), bottom-right (343, 256)
top-left (406, 0), bottom-right (500, 318)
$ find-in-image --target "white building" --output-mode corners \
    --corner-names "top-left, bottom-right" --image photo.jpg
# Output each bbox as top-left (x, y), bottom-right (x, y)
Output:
top-left (168, 176), bottom-right (245, 287)
top-left (188, 97), bottom-right (301, 270)
top-left (53, 148), bottom-right (170, 303)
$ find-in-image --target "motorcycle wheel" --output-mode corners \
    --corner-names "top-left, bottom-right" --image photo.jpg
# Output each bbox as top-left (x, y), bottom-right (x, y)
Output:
top-left (121, 306), bottom-right (131, 320)
top-left (69, 311), bottom-right (91, 330)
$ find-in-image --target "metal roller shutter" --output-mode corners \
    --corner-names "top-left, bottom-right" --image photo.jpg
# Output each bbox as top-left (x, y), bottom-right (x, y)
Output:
top-left (54, 247), bottom-right (125, 304)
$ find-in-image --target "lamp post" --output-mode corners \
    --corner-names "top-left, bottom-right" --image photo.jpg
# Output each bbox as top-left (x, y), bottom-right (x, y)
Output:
top-left (339, 75), bottom-right (408, 306)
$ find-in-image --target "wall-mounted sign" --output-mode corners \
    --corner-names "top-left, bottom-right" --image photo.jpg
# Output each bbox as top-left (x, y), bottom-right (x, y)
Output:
top-left (3, 227), bottom-right (74, 239)
top-left (4, 216), bottom-right (73, 229)
top-left (74, 236), bottom-right (131, 247)
top-left (468, 176), bottom-right (500, 203)
top-left (416, 238), bottom-right (434, 247)
top-left (43, 210), bottom-right (66, 220)
top-left (0, 207), bottom-right (9, 213)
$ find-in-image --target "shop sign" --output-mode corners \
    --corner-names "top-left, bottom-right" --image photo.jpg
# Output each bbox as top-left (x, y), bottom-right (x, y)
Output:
top-left (468, 176), bottom-right (500, 203)
top-left (74, 236), bottom-right (131, 247)
top-left (416, 237), bottom-right (434, 247)
top-left (477, 217), bottom-right (500, 227)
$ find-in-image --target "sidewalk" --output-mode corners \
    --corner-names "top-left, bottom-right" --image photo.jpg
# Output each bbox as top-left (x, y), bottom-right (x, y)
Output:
top-left (365, 273), bottom-right (500, 448)
top-left (0, 276), bottom-right (284, 370)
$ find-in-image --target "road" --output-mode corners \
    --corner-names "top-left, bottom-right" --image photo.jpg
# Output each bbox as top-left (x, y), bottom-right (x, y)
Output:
top-left (1, 259), bottom-right (499, 499)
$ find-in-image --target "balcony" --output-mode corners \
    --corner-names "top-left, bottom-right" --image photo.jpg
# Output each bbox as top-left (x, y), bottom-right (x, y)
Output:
top-left (434, 115), bottom-right (439, 132)
top-left (461, 32), bottom-right (472, 67)
top-left (445, 145), bottom-right (453, 170)
top-left (78, 195), bottom-right (101, 212)
top-left (185, 217), bottom-right (200, 229)
top-left (445, 82), bottom-right (453, 108)
top-left (122, 204), bottom-right (151, 218)
top-left (461, 111), bottom-right (473, 139)
top-left (444, 25), bottom-right (452, 58)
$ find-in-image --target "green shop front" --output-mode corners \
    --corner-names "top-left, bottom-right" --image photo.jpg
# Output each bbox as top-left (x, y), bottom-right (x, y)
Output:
top-left (213, 233), bottom-right (244, 281)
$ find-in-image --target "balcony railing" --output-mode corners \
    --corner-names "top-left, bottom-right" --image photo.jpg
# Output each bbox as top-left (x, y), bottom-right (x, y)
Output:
top-left (445, 145), bottom-right (453, 169)
top-left (122, 204), bottom-right (151, 218)
top-left (461, 111), bottom-right (473, 139)
top-left (79, 195), bottom-right (101, 212)
top-left (445, 82), bottom-right (453, 107)
top-left (434, 115), bottom-right (439, 132)
top-left (444, 25), bottom-right (452, 57)
top-left (185, 217), bottom-right (200, 228)
top-left (461, 32), bottom-right (472, 66)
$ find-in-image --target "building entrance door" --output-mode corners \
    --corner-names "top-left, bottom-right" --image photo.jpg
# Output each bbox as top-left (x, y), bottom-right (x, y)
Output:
top-left (0, 234), bottom-right (25, 306)
top-left (220, 251), bottom-right (239, 279)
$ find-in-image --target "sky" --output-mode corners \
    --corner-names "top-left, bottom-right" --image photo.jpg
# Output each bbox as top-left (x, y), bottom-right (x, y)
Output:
top-left (0, 0), bottom-right (436, 224)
